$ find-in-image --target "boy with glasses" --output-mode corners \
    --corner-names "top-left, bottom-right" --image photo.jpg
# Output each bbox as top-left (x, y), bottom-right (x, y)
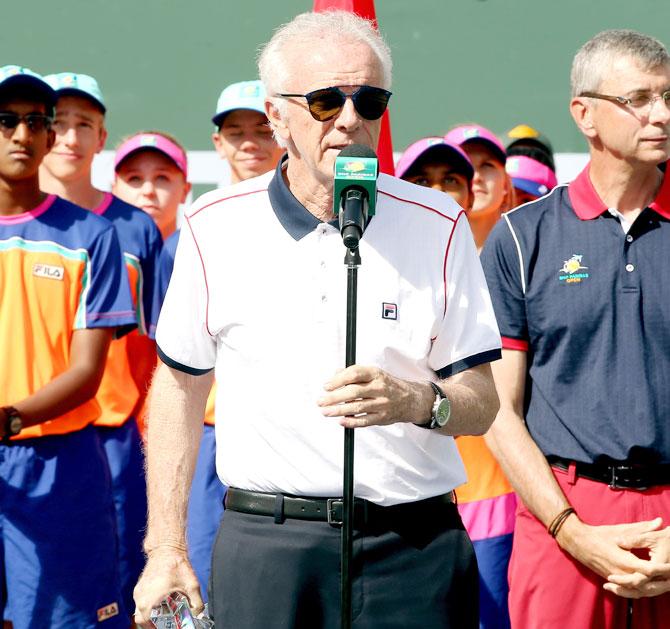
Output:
top-left (39, 72), bottom-right (163, 618)
top-left (0, 65), bottom-right (135, 628)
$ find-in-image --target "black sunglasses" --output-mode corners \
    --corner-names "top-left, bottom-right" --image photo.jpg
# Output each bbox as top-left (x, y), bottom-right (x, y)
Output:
top-left (0, 112), bottom-right (53, 133)
top-left (275, 85), bottom-right (392, 122)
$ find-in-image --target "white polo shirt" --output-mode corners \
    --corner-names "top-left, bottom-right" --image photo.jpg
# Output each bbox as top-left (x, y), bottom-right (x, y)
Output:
top-left (156, 160), bottom-right (501, 506)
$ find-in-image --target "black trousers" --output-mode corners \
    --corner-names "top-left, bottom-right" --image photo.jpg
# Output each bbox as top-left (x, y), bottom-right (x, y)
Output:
top-left (209, 498), bottom-right (478, 628)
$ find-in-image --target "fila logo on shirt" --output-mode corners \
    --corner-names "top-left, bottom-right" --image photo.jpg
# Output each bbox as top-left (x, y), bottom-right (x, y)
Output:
top-left (97, 602), bottom-right (119, 621)
top-left (32, 263), bottom-right (64, 280)
top-left (382, 302), bottom-right (397, 320)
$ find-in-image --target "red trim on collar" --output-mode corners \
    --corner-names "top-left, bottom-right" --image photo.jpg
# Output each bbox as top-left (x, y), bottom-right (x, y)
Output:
top-left (92, 192), bottom-right (113, 216)
top-left (650, 163), bottom-right (670, 219)
top-left (568, 161), bottom-right (670, 220)
top-left (567, 165), bottom-right (607, 220)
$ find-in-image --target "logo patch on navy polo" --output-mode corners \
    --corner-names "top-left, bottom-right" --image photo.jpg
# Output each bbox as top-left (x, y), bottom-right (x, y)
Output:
top-left (382, 302), bottom-right (397, 320)
top-left (32, 263), bottom-right (64, 280)
top-left (97, 602), bottom-right (119, 621)
top-left (558, 254), bottom-right (589, 284)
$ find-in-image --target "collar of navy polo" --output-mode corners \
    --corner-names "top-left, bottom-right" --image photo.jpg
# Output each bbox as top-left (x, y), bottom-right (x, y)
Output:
top-left (568, 161), bottom-right (670, 220)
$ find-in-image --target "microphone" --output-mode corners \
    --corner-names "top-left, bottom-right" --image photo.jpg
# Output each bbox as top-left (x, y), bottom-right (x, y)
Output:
top-left (333, 145), bottom-right (378, 249)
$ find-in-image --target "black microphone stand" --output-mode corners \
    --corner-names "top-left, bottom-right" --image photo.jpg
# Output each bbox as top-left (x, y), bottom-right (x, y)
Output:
top-left (341, 243), bottom-right (360, 629)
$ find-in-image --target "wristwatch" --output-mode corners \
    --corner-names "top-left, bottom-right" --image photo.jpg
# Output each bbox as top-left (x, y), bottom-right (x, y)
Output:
top-left (2, 406), bottom-right (23, 441)
top-left (417, 382), bottom-right (451, 430)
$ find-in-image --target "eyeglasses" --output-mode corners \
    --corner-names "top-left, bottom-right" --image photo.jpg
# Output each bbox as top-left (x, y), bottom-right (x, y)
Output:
top-left (0, 112), bottom-right (53, 133)
top-left (580, 90), bottom-right (670, 112)
top-left (275, 85), bottom-right (392, 122)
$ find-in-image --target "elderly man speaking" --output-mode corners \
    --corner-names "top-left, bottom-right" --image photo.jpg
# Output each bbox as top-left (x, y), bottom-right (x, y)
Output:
top-left (133, 11), bottom-right (501, 628)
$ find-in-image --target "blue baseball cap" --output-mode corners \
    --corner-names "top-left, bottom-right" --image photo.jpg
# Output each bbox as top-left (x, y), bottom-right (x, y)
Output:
top-left (44, 72), bottom-right (106, 113)
top-left (212, 80), bottom-right (266, 127)
top-left (0, 65), bottom-right (56, 110)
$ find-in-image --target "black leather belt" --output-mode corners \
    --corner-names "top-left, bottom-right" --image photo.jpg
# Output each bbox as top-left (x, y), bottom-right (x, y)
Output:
top-left (225, 487), bottom-right (455, 528)
top-left (548, 456), bottom-right (670, 490)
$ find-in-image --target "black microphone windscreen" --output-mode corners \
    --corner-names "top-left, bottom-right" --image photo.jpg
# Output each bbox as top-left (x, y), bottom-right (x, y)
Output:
top-left (339, 144), bottom-right (377, 159)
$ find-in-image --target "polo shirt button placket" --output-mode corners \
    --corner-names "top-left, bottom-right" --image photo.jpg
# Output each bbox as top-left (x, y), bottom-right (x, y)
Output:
top-left (317, 237), bottom-right (330, 318)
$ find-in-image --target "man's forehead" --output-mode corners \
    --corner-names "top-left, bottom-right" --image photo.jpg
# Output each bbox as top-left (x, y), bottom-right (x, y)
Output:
top-left (118, 149), bottom-right (180, 173)
top-left (420, 160), bottom-right (470, 176)
top-left (599, 55), bottom-right (670, 90)
top-left (283, 38), bottom-right (384, 89)
top-left (55, 94), bottom-right (104, 119)
top-left (221, 109), bottom-right (269, 128)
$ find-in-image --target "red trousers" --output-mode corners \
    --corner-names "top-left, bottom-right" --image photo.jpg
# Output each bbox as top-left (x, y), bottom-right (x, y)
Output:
top-left (508, 465), bottom-right (670, 629)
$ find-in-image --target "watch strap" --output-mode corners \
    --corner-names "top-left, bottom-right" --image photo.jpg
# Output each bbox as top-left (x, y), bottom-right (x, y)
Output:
top-left (429, 381), bottom-right (444, 400)
top-left (416, 382), bottom-right (446, 429)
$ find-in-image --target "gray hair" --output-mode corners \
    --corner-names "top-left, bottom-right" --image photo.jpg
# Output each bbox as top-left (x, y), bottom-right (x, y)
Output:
top-left (258, 11), bottom-right (392, 148)
top-left (571, 29), bottom-right (670, 97)
top-left (258, 11), bottom-right (392, 97)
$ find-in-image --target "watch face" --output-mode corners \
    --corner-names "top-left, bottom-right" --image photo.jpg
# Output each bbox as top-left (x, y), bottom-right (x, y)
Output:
top-left (8, 416), bottom-right (22, 435)
top-left (435, 398), bottom-right (451, 427)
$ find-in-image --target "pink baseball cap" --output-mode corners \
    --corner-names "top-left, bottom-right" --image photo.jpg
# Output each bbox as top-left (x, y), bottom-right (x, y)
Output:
top-left (444, 124), bottom-right (507, 165)
top-left (506, 155), bottom-right (558, 198)
top-left (395, 137), bottom-right (474, 180)
top-left (114, 132), bottom-right (188, 178)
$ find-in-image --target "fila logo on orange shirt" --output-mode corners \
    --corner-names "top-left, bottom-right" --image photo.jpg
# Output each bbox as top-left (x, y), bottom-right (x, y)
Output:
top-left (32, 263), bottom-right (64, 280)
top-left (97, 602), bottom-right (120, 621)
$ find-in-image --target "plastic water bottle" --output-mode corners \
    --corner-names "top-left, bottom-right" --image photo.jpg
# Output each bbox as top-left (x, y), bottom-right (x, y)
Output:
top-left (149, 592), bottom-right (214, 628)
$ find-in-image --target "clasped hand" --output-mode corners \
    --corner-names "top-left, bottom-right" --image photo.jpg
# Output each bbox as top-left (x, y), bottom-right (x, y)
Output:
top-left (603, 521), bottom-right (670, 598)
top-left (559, 516), bottom-right (670, 599)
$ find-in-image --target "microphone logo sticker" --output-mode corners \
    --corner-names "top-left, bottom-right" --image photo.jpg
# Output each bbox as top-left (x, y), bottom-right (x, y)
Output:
top-left (382, 302), bottom-right (397, 320)
top-left (344, 160), bottom-right (366, 173)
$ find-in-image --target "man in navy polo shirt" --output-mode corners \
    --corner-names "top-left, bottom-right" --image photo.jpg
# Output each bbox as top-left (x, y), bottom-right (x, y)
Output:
top-left (481, 29), bottom-right (670, 627)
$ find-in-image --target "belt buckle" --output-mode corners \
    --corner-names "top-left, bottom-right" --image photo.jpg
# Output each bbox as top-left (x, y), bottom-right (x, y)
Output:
top-left (327, 499), bottom-right (343, 527)
top-left (609, 465), bottom-right (648, 491)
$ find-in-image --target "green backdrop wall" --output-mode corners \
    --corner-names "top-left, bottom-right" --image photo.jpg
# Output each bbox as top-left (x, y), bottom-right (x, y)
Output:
top-left (5, 0), bottom-right (669, 154)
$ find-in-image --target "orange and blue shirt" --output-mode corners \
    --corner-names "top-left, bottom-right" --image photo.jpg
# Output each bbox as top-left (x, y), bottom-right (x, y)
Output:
top-left (0, 194), bottom-right (136, 439)
top-left (91, 193), bottom-right (163, 427)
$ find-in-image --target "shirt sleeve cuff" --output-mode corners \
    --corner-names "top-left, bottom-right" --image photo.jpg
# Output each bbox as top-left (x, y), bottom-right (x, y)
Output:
top-left (156, 345), bottom-right (214, 376)
top-left (501, 336), bottom-right (529, 351)
top-left (436, 348), bottom-right (502, 379)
